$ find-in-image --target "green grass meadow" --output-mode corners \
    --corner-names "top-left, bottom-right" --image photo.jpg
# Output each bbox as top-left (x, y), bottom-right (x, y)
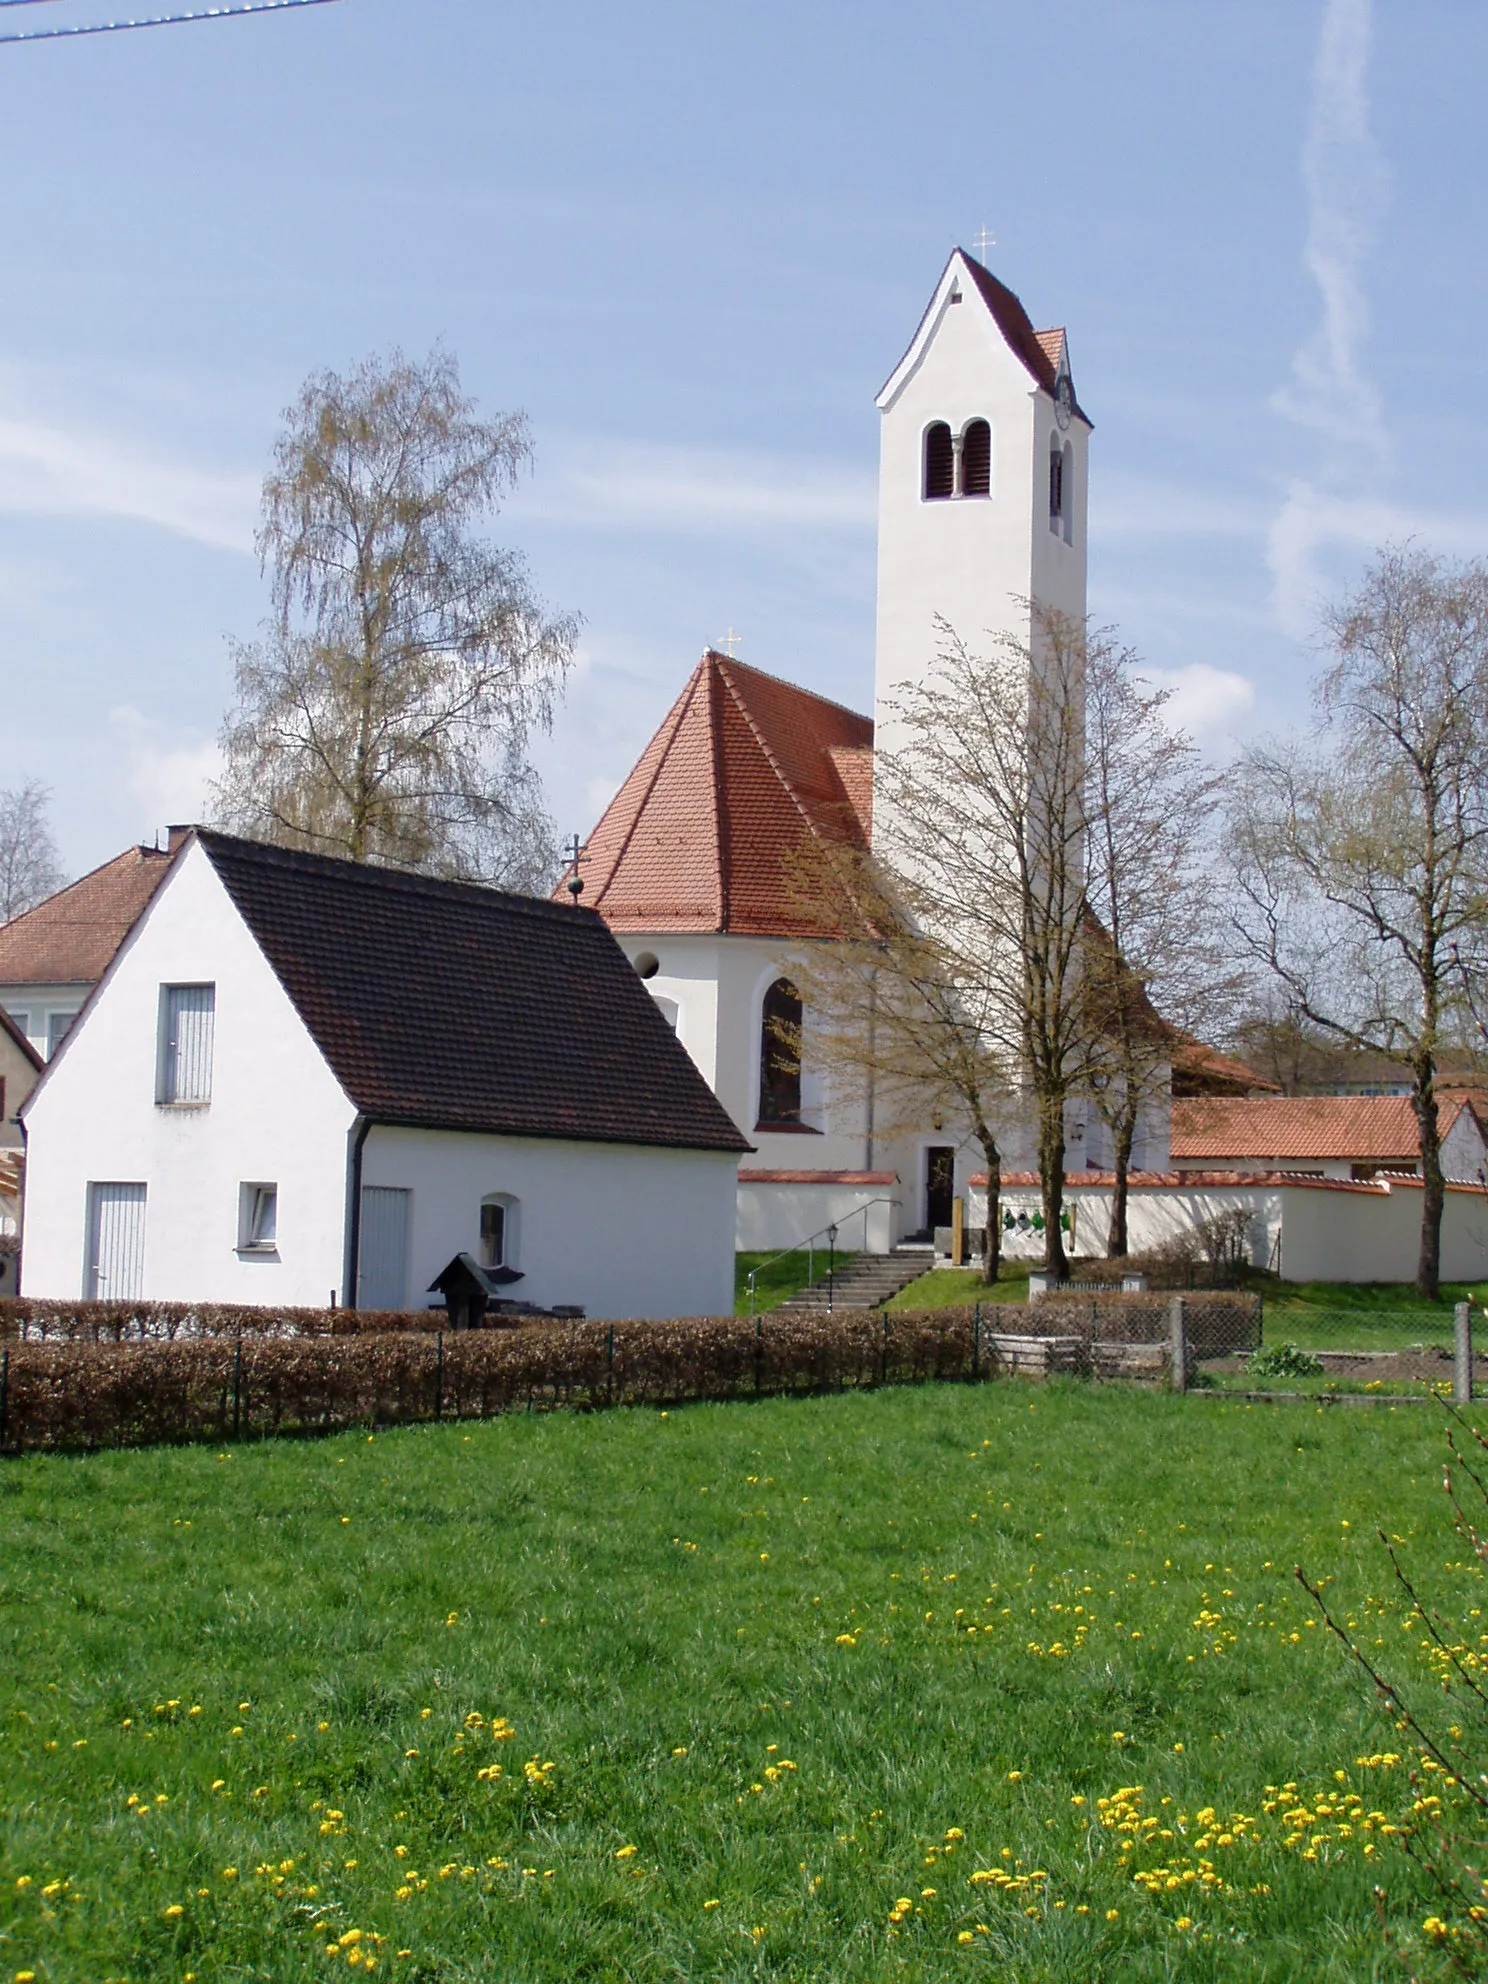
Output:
top-left (2, 1384), bottom-right (1480, 1980)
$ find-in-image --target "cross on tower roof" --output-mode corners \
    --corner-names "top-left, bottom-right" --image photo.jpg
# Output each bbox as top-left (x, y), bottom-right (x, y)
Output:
top-left (974, 226), bottom-right (996, 263)
top-left (720, 627), bottom-right (741, 657)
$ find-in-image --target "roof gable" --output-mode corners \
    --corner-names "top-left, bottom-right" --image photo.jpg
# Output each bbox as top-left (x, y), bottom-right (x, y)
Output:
top-left (878, 250), bottom-right (1090, 425)
top-left (577, 651), bottom-right (873, 937)
top-left (0, 845), bottom-right (174, 988)
top-left (194, 832), bottom-right (749, 1154)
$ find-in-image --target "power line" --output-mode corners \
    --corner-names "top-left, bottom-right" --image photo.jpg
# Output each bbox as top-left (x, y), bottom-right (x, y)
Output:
top-left (0, 0), bottom-right (341, 41)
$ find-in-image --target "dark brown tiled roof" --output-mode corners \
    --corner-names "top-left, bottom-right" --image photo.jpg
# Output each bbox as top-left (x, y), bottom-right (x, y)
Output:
top-left (0, 846), bottom-right (173, 986)
top-left (574, 650), bottom-right (873, 936)
top-left (196, 832), bottom-right (749, 1154)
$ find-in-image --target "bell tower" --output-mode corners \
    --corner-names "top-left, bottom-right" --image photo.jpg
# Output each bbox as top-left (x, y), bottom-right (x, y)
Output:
top-left (871, 250), bottom-right (1090, 790)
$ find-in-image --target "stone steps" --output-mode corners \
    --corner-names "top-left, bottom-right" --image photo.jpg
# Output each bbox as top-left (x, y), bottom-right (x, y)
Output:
top-left (772, 1248), bottom-right (935, 1314)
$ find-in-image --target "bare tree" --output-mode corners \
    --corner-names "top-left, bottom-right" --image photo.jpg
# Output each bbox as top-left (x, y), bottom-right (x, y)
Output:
top-left (213, 348), bottom-right (579, 892)
top-left (0, 781), bottom-right (64, 922)
top-left (873, 611), bottom-right (1093, 1280)
top-left (1084, 639), bottom-right (1229, 1255)
top-left (1230, 547), bottom-right (1488, 1299)
top-left (785, 840), bottom-right (1014, 1277)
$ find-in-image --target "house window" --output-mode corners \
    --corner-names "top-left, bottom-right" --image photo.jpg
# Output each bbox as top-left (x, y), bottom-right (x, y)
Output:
top-left (158, 984), bottom-right (215, 1105)
top-left (923, 422), bottom-right (954, 501)
top-left (238, 1183), bottom-right (278, 1252)
top-left (961, 418), bottom-right (991, 497)
top-left (47, 1011), bottom-right (78, 1059)
top-left (758, 977), bottom-right (803, 1125)
top-left (1048, 437), bottom-right (1064, 530)
top-left (8, 1012), bottom-right (28, 1042)
top-left (480, 1193), bottom-right (519, 1271)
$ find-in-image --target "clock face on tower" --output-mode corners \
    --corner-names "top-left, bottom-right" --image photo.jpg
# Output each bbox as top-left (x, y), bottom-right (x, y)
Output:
top-left (1054, 374), bottom-right (1073, 430)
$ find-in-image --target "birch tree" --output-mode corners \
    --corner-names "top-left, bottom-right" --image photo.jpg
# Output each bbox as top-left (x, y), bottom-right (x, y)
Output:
top-left (213, 349), bottom-right (579, 892)
top-left (0, 782), bottom-right (64, 922)
top-left (1229, 547), bottom-right (1488, 1299)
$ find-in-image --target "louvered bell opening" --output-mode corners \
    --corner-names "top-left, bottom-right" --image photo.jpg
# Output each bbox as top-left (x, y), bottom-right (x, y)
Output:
top-left (961, 419), bottom-right (990, 497)
top-left (923, 422), bottom-right (954, 501)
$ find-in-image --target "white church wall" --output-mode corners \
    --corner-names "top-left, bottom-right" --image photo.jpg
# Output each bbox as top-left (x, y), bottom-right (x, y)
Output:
top-left (736, 1178), bottom-right (900, 1258)
top-left (19, 840), bottom-right (355, 1303)
top-left (362, 1125), bottom-right (737, 1321)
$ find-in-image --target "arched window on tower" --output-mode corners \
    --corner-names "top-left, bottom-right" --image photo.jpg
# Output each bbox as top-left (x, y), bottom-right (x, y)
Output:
top-left (923, 422), bottom-right (954, 501)
top-left (758, 977), bottom-right (803, 1125)
top-left (1061, 440), bottom-right (1074, 544)
top-left (1048, 434), bottom-right (1065, 533)
top-left (961, 418), bottom-right (991, 498)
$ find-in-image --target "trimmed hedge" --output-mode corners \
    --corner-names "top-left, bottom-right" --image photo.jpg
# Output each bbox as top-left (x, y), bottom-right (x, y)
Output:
top-left (0, 1294), bottom-right (1259, 1455)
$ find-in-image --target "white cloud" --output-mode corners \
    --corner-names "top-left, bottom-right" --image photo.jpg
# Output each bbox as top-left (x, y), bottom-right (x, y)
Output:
top-left (1146, 663), bottom-right (1257, 746)
top-left (107, 706), bottom-right (222, 831)
top-left (519, 438), bottom-right (876, 539)
top-left (1271, 0), bottom-right (1390, 467)
top-left (1092, 474), bottom-right (1268, 542)
top-left (0, 409), bottom-right (256, 553)
top-left (1266, 483), bottom-right (1488, 639)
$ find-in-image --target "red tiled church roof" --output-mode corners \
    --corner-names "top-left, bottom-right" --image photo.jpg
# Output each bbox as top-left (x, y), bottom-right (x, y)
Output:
top-left (575, 651), bottom-right (873, 937)
top-left (0, 845), bottom-right (174, 986)
top-left (1171, 1094), bottom-right (1477, 1164)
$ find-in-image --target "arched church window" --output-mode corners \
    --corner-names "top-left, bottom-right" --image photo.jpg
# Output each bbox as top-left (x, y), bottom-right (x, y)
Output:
top-left (1061, 440), bottom-right (1074, 544)
top-left (758, 977), bottom-right (803, 1125)
top-left (1048, 436), bottom-right (1064, 532)
top-left (961, 419), bottom-right (991, 498)
top-left (923, 422), bottom-right (954, 502)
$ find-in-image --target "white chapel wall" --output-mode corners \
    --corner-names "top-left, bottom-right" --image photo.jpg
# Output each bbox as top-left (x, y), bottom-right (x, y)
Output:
top-left (19, 840), bottom-right (355, 1303)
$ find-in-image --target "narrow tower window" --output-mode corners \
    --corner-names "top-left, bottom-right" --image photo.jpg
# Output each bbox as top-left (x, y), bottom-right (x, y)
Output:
top-left (758, 977), bottom-right (803, 1125)
top-left (923, 422), bottom-right (954, 501)
top-left (1061, 441), bottom-right (1075, 544)
top-left (1048, 437), bottom-right (1064, 532)
top-left (961, 419), bottom-right (991, 498)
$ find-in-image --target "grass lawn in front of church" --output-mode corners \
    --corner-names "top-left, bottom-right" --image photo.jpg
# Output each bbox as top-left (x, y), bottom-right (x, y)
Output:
top-left (0, 1382), bottom-right (1469, 1982)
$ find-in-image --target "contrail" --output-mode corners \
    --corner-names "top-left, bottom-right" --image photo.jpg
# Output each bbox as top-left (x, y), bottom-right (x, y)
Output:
top-left (0, 0), bottom-right (340, 42)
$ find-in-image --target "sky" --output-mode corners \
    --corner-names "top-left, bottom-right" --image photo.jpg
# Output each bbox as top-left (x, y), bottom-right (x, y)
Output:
top-left (0, 0), bottom-right (1483, 877)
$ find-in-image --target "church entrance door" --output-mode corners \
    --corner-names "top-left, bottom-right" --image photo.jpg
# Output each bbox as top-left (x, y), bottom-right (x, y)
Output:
top-left (925, 1146), bottom-right (955, 1236)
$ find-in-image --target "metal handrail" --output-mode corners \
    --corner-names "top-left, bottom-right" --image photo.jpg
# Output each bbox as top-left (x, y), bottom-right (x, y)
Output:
top-left (745, 1197), bottom-right (901, 1317)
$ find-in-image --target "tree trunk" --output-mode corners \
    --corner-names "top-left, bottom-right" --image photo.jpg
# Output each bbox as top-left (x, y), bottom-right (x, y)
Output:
top-left (1107, 1099), bottom-right (1137, 1258)
top-left (1412, 1069), bottom-right (1444, 1301)
top-left (1038, 1096), bottom-right (1069, 1281)
top-left (976, 1123), bottom-right (1002, 1284)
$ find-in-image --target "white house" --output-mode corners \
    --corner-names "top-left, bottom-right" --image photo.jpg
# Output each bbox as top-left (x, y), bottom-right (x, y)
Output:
top-left (1171, 1094), bottom-right (1488, 1185)
top-left (569, 247), bottom-right (1169, 1252)
top-left (19, 831), bottom-right (748, 1320)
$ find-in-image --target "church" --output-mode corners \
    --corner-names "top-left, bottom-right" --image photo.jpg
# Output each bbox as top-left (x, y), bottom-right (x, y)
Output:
top-left (567, 248), bottom-right (1172, 1254)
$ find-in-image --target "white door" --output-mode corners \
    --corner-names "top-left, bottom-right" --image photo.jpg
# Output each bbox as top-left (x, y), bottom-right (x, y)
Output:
top-left (85, 1183), bottom-right (147, 1300)
top-left (358, 1187), bottom-right (410, 1311)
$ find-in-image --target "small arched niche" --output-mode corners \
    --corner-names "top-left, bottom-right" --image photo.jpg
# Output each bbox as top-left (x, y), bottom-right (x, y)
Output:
top-left (1061, 440), bottom-right (1074, 544)
top-left (633, 951), bottom-right (660, 980)
top-left (758, 976), bottom-right (803, 1125)
top-left (960, 418), bottom-right (991, 498)
top-left (923, 422), bottom-right (954, 502)
top-left (480, 1192), bottom-right (520, 1272)
top-left (1048, 434), bottom-right (1065, 532)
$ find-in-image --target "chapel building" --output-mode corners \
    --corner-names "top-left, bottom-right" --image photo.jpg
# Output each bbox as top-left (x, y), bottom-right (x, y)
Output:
top-left (570, 249), bottom-right (1170, 1253)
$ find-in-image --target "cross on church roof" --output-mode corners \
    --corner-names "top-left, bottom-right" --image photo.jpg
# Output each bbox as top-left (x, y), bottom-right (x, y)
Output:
top-left (720, 627), bottom-right (742, 657)
top-left (974, 226), bottom-right (996, 262)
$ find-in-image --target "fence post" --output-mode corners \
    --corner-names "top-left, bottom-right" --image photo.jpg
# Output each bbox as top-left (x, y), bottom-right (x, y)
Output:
top-left (755, 1313), bottom-right (763, 1396)
top-left (0, 1343), bottom-right (8, 1454)
top-left (881, 1309), bottom-right (890, 1387)
top-left (1168, 1297), bottom-right (1188, 1395)
top-left (1455, 1302), bottom-right (1473, 1405)
top-left (606, 1324), bottom-right (615, 1405)
top-left (972, 1302), bottom-right (980, 1382)
top-left (435, 1331), bottom-right (444, 1421)
top-left (232, 1337), bottom-right (242, 1441)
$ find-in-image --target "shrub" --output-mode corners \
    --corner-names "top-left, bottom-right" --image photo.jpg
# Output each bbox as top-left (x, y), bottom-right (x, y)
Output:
top-left (1245, 1342), bottom-right (1324, 1382)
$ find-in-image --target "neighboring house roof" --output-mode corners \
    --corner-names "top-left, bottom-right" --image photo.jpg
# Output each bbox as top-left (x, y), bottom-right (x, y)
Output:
top-left (194, 831), bottom-right (750, 1154)
top-left (1169, 1034), bottom-right (1279, 1099)
top-left (573, 650), bottom-right (873, 937)
top-left (0, 845), bottom-right (174, 987)
top-left (1170, 1094), bottom-right (1478, 1164)
top-left (0, 1005), bottom-right (41, 1073)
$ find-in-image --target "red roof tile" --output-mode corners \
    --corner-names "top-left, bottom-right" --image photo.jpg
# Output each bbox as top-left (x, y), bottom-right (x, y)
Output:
top-left (574, 651), bottom-right (873, 936)
top-left (0, 845), bottom-right (174, 987)
top-left (1170, 1094), bottom-right (1469, 1163)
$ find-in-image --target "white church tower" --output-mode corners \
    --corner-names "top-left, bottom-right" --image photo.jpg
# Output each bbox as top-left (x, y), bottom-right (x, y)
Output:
top-left (871, 249), bottom-right (1090, 776)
